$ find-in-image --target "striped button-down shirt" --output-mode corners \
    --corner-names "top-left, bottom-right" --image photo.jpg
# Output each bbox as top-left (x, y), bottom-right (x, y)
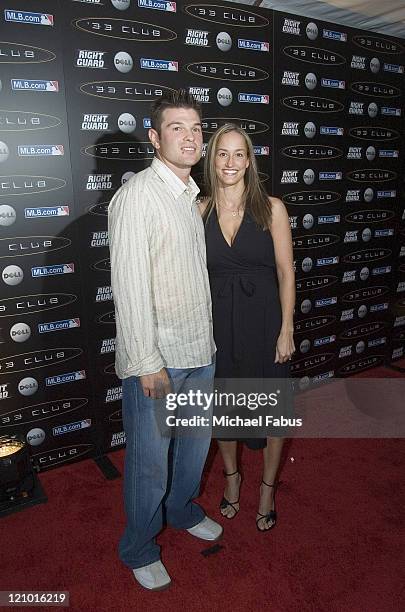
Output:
top-left (108, 157), bottom-right (215, 379)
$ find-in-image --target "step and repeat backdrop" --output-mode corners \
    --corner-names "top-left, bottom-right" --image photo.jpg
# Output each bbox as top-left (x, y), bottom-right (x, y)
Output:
top-left (272, 13), bottom-right (405, 387)
top-left (0, 0), bottom-right (404, 470)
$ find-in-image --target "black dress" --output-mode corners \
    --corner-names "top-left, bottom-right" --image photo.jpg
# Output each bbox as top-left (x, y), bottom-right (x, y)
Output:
top-left (205, 209), bottom-right (291, 449)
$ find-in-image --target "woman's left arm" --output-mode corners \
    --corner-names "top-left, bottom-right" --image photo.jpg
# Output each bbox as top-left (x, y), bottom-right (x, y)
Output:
top-left (269, 197), bottom-right (296, 363)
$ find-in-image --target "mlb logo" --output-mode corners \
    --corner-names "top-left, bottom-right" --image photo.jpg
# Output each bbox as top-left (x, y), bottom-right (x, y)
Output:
top-left (168, 61), bottom-right (178, 71)
top-left (261, 95), bottom-right (270, 104)
top-left (254, 146), bottom-right (269, 156)
top-left (63, 263), bottom-right (75, 274)
top-left (261, 42), bottom-right (270, 51)
top-left (58, 206), bottom-right (70, 216)
top-left (40, 13), bottom-right (54, 26)
top-left (52, 145), bottom-right (64, 155)
top-left (76, 370), bottom-right (86, 381)
top-left (69, 318), bottom-right (81, 329)
top-left (47, 81), bottom-right (59, 92)
top-left (166, 2), bottom-right (176, 11)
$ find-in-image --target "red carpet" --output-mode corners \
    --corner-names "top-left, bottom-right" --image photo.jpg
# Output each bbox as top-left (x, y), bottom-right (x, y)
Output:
top-left (1, 366), bottom-right (404, 611)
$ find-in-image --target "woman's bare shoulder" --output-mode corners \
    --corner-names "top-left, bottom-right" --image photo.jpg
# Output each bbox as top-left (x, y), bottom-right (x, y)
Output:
top-left (268, 196), bottom-right (285, 211)
top-left (268, 196), bottom-right (288, 218)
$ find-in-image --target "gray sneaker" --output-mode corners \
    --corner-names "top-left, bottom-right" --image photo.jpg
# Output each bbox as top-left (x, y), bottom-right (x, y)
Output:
top-left (186, 516), bottom-right (223, 541)
top-left (132, 560), bottom-right (171, 591)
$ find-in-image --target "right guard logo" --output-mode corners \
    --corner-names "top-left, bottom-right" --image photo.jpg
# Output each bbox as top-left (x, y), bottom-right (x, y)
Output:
top-left (106, 387), bottom-right (122, 404)
top-left (281, 71), bottom-right (300, 86)
top-left (86, 174), bottom-right (113, 190)
top-left (95, 286), bottom-right (113, 302)
top-left (76, 50), bottom-right (106, 68)
top-left (189, 87), bottom-right (211, 103)
top-left (281, 122), bottom-right (299, 136)
top-left (185, 29), bottom-right (209, 47)
top-left (282, 18), bottom-right (301, 35)
top-left (281, 170), bottom-right (298, 184)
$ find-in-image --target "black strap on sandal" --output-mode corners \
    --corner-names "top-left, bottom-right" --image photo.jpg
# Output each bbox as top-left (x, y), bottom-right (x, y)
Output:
top-left (256, 480), bottom-right (279, 532)
top-left (219, 470), bottom-right (241, 519)
top-left (223, 469), bottom-right (239, 478)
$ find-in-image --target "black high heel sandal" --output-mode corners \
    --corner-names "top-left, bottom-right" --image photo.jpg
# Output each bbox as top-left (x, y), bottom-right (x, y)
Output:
top-left (219, 470), bottom-right (241, 519)
top-left (256, 480), bottom-right (278, 532)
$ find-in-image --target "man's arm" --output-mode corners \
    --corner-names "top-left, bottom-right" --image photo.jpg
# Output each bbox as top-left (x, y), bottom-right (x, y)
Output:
top-left (108, 181), bottom-right (171, 397)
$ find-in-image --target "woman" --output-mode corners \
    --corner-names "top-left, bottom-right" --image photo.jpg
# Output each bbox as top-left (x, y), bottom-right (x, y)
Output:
top-left (200, 125), bottom-right (295, 532)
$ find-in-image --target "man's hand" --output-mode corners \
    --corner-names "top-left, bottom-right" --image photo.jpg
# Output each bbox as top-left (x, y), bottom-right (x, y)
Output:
top-left (140, 368), bottom-right (171, 399)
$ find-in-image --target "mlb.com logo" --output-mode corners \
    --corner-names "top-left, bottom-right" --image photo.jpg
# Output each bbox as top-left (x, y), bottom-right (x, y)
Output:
top-left (18, 145), bottom-right (64, 157)
top-left (25, 206), bottom-right (70, 219)
top-left (4, 10), bottom-right (54, 26)
top-left (11, 79), bottom-right (59, 92)
top-left (46, 370), bottom-right (86, 387)
top-left (31, 263), bottom-right (75, 278)
top-left (140, 58), bottom-right (178, 71)
top-left (53, 419), bottom-right (92, 437)
top-left (38, 318), bottom-right (80, 334)
top-left (254, 146), bottom-right (270, 156)
top-left (138, 0), bottom-right (176, 11)
top-left (238, 39), bottom-right (269, 52)
top-left (238, 93), bottom-right (269, 104)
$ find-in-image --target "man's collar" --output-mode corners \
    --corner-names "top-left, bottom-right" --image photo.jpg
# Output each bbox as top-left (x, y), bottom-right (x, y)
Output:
top-left (151, 157), bottom-right (200, 200)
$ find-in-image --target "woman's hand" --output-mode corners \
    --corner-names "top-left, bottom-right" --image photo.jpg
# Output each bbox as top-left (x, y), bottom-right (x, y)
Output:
top-left (275, 330), bottom-right (295, 363)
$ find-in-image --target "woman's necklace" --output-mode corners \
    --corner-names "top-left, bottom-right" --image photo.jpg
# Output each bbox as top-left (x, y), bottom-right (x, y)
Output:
top-left (218, 201), bottom-right (244, 217)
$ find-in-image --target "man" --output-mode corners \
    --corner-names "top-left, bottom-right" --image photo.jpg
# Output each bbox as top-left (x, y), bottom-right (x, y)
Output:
top-left (108, 90), bottom-right (221, 592)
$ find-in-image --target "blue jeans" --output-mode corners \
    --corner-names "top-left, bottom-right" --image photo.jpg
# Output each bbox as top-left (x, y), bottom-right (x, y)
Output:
top-left (119, 362), bottom-right (215, 569)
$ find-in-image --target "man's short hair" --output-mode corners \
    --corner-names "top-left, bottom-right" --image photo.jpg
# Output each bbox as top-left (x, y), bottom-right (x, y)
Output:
top-left (150, 89), bottom-right (202, 135)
